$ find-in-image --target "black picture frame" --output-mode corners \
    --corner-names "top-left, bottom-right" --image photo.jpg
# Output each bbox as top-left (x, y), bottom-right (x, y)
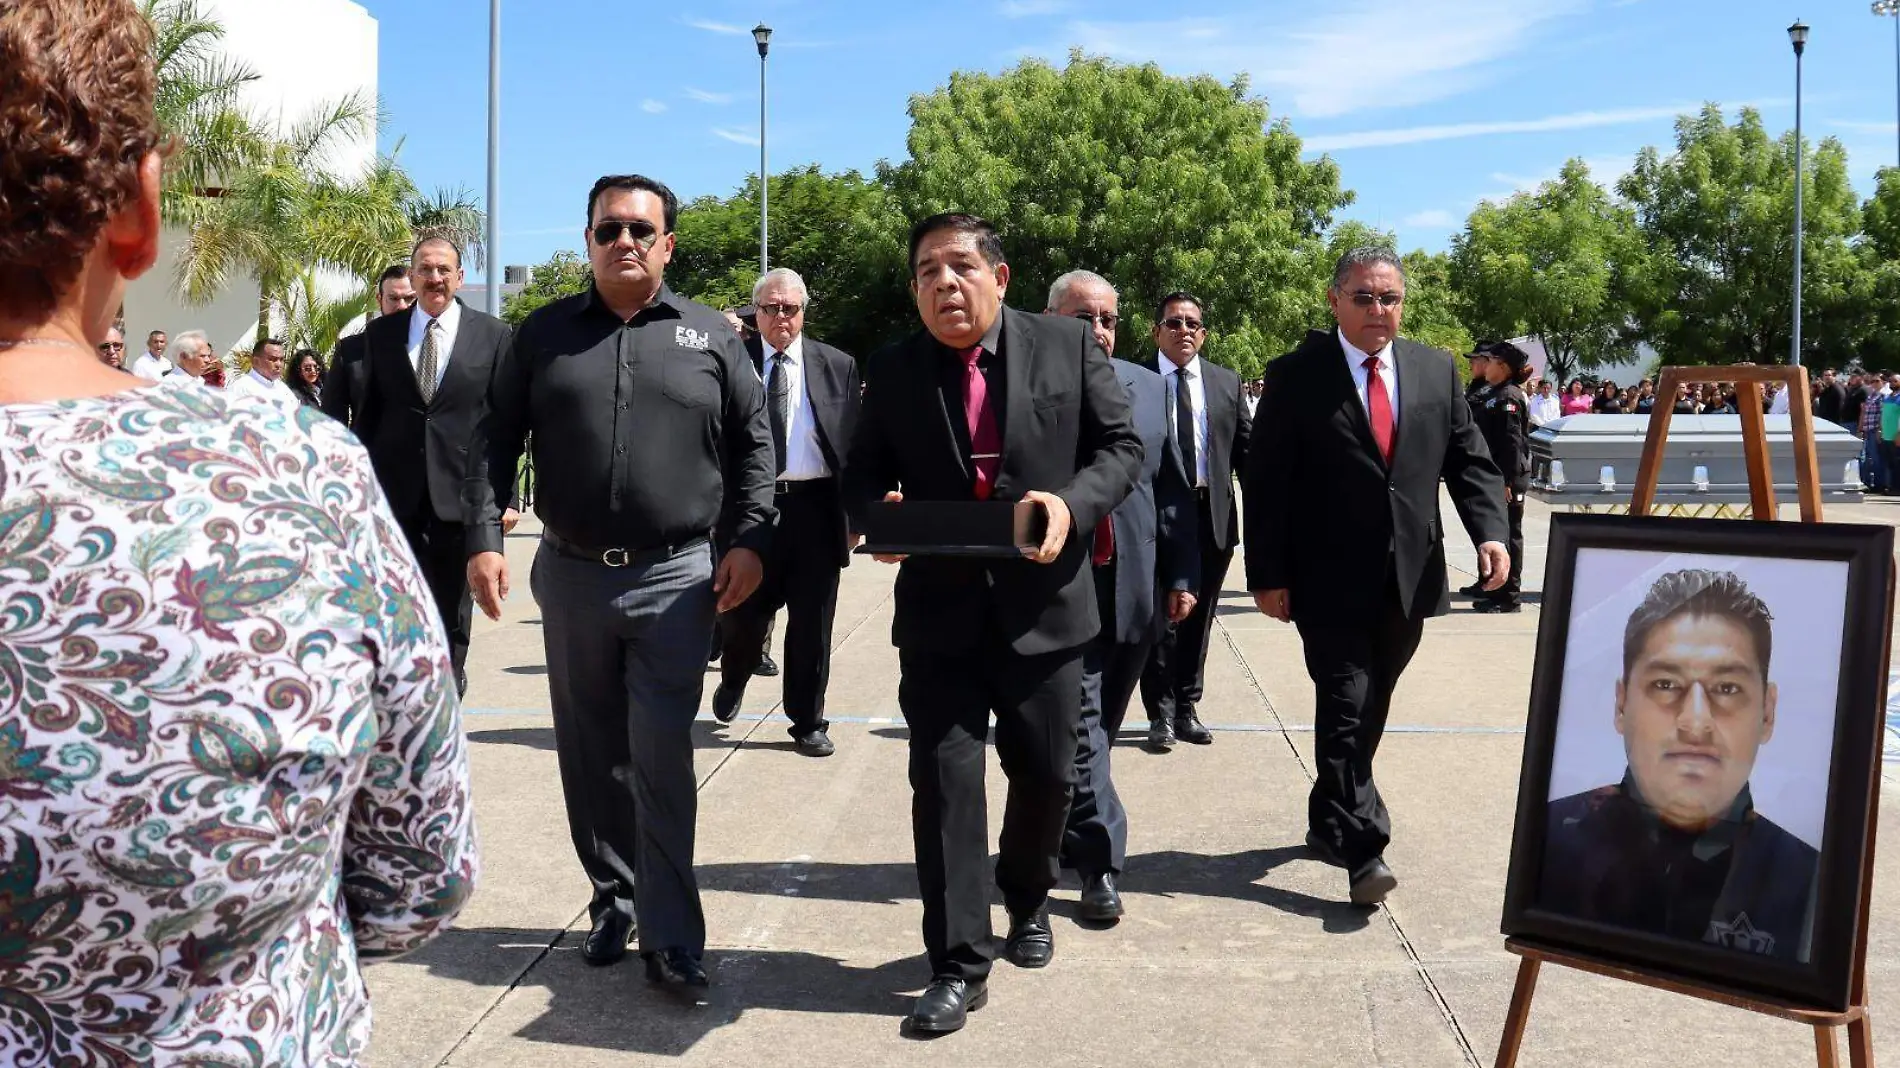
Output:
top-left (1500, 513), bottom-right (1894, 1012)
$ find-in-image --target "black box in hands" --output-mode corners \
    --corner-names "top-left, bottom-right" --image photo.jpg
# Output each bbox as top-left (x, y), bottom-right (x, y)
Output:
top-left (854, 498), bottom-right (1047, 557)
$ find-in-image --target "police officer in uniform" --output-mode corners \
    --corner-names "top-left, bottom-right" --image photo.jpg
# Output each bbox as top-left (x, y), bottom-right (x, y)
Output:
top-left (1463, 341), bottom-right (1531, 613)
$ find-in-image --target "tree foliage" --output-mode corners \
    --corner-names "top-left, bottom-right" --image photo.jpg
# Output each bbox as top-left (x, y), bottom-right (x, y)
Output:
top-left (502, 250), bottom-right (592, 326)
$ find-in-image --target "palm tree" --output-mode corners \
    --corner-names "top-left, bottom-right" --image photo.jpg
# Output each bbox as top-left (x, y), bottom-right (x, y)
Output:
top-left (281, 269), bottom-right (371, 359)
top-left (144, 0), bottom-right (265, 221)
top-left (405, 182), bottom-right (487, 273)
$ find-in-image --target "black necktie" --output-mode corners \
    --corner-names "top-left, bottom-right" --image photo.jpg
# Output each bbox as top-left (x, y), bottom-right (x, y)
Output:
top-left (767, 351), bottom-right (789, 476)
top-left (1175, 367), bottom-right (1198, 487)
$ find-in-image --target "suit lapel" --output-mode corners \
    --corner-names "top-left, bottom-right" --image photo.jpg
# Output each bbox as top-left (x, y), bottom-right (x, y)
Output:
top-left (1323, 330), bottom-right (1387, 469)
top-left (429, 302), bottom-right (481, 410)
top-left (998, 307), bottom-right (1034, 495)
top-left (804, 343), bottom-right (843, 462)
top-left (922, 335), bottom-right (971, 482)
top-left (381, 310), bottom-right (427, 409)
top-left (1391, 340), bottom-right (1426, 476)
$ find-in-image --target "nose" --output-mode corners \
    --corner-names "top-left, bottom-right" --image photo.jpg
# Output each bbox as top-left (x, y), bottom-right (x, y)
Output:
top-left (1677, 683), bottom-right (1715, 739)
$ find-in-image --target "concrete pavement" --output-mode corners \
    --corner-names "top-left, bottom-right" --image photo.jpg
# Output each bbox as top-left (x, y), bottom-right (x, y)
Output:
top-left (364, 496), bottom-right (1900, 1067)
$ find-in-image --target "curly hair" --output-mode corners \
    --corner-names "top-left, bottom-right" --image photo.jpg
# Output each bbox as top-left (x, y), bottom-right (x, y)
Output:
top-left (0, 0), bottom-right (161, 321)
top-left (1622, 569), bottom-right (1775, 683)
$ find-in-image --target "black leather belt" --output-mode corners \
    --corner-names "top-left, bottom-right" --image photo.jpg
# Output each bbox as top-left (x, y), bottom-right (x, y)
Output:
top-left (774, 477), bottom-right (834, 496)
top-left (542, 529), bottom-right (708, 568)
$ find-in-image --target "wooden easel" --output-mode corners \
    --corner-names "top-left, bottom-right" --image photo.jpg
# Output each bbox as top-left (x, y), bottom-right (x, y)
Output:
top-left (1496, 364), bottom-right (1881, 1068)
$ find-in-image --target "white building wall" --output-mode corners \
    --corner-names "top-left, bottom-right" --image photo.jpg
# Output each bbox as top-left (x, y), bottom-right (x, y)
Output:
top-left (120, 0), bottom-right (378, 360)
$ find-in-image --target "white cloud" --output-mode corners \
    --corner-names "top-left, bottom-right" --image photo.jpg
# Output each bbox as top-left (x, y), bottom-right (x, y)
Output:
top-left (1000, 0), bottom-right (1074, 15)
top-left (684, 87), bottom-right (735, 105)
top-left (1402, 209), bottom-right (1456, 229)
top-left (684, 18), bottom-right (747, 35)
top-left (711, 126), bottom-right (760, 146)
top-left (640, 99), bottom-right (668, 114)
top-left (1479, 154), bottom-right (1637, 202)
top-left (1305, 104), bottom-right (1693, 153)
top-left (1050, 0), bottom-right (1589, 119)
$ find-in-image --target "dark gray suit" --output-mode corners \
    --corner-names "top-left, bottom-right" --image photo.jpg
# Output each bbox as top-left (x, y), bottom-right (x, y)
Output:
top-left (318, 329), bottom-right (371, 429)
top-left (1063, 358), bottom-right (1198, 877)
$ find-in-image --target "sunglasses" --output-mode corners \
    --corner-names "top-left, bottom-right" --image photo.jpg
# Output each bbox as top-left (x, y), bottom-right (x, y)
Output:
top-left (591, 220), bottom-right (660, 248)
top-left (1347, 291), bottom-right (1404, 309)
top-left (1160, 316), bottom-right (1204, 333)
top-left (758, 302), bottom-right (803, 317)
top-left (1071, 311), bottom-right (1119, 330)
top-left (98, 341), bottom-right (125, 351)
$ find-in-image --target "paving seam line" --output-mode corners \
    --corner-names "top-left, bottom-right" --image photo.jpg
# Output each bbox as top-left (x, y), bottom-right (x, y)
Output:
top-left (430, 586), bottom-right (893, 1066)
top-left (1218, 610), bottom-right (1483, 1068)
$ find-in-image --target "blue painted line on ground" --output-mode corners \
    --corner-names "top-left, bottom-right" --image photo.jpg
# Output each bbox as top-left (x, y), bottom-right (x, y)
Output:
top-left (461, 707), bottom-right (1523, 735)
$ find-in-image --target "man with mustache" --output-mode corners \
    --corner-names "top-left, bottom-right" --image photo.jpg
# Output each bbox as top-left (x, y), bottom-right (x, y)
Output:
top-left (1541, 568), bottom-right (1817, 962)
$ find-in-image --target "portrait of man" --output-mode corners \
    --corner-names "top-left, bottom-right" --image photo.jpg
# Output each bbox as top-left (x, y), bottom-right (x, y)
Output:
top-left (1540, 567), bottom-right (1819, 963)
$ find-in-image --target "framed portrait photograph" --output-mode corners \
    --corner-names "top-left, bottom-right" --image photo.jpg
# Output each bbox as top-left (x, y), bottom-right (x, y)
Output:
top-left (1502, 513), bottom-right (1894, 1012)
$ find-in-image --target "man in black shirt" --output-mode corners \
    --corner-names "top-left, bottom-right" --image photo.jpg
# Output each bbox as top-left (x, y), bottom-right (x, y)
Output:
top-left (465, 174), bottom-right (775, 993)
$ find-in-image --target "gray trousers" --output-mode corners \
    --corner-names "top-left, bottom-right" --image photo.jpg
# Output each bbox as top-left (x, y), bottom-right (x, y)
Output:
top-left (1062, 562), bottom-right (1152, 877)
top-left (531, 539), bottom-right (715, 956)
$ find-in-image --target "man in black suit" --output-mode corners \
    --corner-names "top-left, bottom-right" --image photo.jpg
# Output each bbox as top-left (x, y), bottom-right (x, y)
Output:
top-left (1139, 292), bottom-right (1250, 751)
top-left (711, 268), bottom-right (860, 757)
top-left (1045, 270), bottom-right (1198, 922)
top-left (355, 235), bottom-right (512, 698)
top-left (321, 264), bottom-right (414, 428)
top-left (845, 213), bottom-right (1140, 1034)
top-left (1244, 246), bottom-right (1509, 906)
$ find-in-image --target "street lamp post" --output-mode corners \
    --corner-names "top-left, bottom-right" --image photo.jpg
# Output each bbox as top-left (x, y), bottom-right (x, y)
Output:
top-left (1789, 19), bottom-right (1808, 367)
top-left (486, 0), bottom-right (501, 317)
top-left (754, 24), bottom-right (772, 276)
top-left (1877, 1), bottom-right (1900, 167)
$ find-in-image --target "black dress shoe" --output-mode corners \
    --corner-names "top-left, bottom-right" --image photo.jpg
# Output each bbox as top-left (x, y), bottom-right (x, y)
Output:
top-left (1078, 873), bottom-right (1124, 921)
top-left (455, 668), bottom-right (468, 699)
top-left (753, 653), bottom-right (779, 677)
top-left (793, 728), bottom-right (836, 757)
top-left (1304, 830), bottom-right (1347, 868)
top-left (1458, 580), bottom-right (1485, 597)
top-left (1146, 717), bottom-right (1176, 751)
top-left (1002, 907), bottom-right (1054, 968)
top-left (1349, 858), bottom-right (1399, 907)
top-left (907, 976), bottom-right (986, 1034)
top-left (580, 911), bottom-right (635, 966)
top-left (1174, 711), bottom-right (1213, 745)
top-left (712, 683), bottom-right (742, 724)
top-left (1473, 599), bottom-right (1522, 613)
top-left (644, 947), bottom-right (709, 991)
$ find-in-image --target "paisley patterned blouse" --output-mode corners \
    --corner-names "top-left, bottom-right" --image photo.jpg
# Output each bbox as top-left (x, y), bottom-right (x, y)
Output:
top-left (0, 382), bottom-right (478, 1066)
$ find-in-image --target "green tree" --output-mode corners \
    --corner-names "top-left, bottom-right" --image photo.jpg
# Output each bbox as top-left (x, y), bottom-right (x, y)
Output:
top-left (402, 178), bottom-right (487, 272)
top-left (145, 0), bottom-right (265, 222)
top-left (883, 52), bottom-right (1351, 379)
top-left (668, 166), bottom-right (910, 359)
top-left (1451, 158), bottom-right (1642, 385)
top-left (1400, 249), bottom-right (1475, 366)
top-left (1855, 168), bottom-right (1900, 370)
top-left (1617, 105), bottom-right (1862, 366)
top-left (502, 250), bottom-right (592, 326)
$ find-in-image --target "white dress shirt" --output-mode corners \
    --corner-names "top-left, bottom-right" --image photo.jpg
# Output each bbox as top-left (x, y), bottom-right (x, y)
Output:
top-left (765, 336), bottom-right (830, 480)
top-left (1528, 391), bottom-right (1562, 427)
top-left (1159, 352), bottom-right (1210, 487)
top-left (406, 299), bottom-right (463, 393)
top-left (1339, 328), bottom-right (1399, 425)
top-left (1769, 384), bottom-right (1791, 415)
top-left (130, 352), bottom-right (171, 382)
top-left (232, 369), bottom-right (296, 407)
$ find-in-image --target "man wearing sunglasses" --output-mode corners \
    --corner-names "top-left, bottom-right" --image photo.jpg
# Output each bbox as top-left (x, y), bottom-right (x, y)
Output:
top-left (1140, 292), bottom-right (1251, 752)
top-left (95, 324), bottom-right (126, 369)
top-left (467, 174), bottom-right (774, 995)
top-left (709, 267), bottom-right (860, 758)
top-left (1244, 246), bottom-right (1508, 907)
top-left (1045, 269), bottom-right (1199, 924)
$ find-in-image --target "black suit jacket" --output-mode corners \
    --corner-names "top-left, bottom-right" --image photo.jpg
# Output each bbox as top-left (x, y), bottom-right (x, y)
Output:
top-left (1103, 357), bottom-right (1198, 644)
top-left (749, 333), bottom-right (862, 566)
top-left (355, 300), bottom-right (513, 524)
top-left (1243, 329), bottom-right (1508, 625)
top-left (319, 330), bottom-right (371, 429)
top-left (843, 306), bottom-right (1141, 657)
top-left (1143, 354), bottom-right (1250, 550)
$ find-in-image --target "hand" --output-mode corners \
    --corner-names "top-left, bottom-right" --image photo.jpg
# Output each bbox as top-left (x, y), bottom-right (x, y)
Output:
top-left (501, 507), bottom-right (521, 535)
top-left (1477, 541), bottom-right (1510, 592)
top-left (846, 529), bottom-right (863, 556)
top-left (714, 547), bottom-right (764, 613)
top-left (872, 491), bottom-right (907, 564)
top-left (1254, 588), bottom-right (1291, 623)
top-left (1166, 590), bottom-right (1197, 624)
top-left (1022, 490), bottom-right (1072, 564)
top-left (468, 551), bottom-right (509, 622)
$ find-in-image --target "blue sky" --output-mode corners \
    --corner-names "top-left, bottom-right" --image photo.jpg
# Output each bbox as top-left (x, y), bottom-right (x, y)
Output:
top-left (358, 0), bottom-right (1900, 283)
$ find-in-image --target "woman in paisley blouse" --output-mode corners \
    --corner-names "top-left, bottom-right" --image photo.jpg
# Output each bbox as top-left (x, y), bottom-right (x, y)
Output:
top-left (0, 3), bottom-right (479, 1066)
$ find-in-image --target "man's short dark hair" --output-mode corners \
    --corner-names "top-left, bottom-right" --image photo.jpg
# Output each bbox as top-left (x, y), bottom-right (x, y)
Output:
top-left (1622, 569), bottom-right (1775, 682)
top-left (1332, 246), bottom-right (1406, 291)
top-left (376, 263), bottom-right (408, 293)
top-left (254, 337), bottom-right (284, 355)
top-left (586, 174), bottom-right (679, 232)
top-left (146, 329), bottom-right (165, 342)
top-left (1155, 291), bottom-right (1205, 323)
top-left (411, 233), bottom-right (462, 267)
top-left (907, 212), bottom-right (1005, 275)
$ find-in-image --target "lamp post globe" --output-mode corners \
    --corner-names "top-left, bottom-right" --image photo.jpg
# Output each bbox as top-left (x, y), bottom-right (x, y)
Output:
top-left (1789, 19), bottom-right (1808, 366)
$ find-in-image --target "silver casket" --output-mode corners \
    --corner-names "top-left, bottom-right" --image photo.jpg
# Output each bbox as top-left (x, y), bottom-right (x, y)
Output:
top-left (1527, 414), bottom-right (1865, 509)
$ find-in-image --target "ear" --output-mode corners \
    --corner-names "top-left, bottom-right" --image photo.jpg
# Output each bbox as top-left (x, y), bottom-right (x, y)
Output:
top-left (993, 261), bottom-right (1010, 295)
top-left (1613, 678), bottom-right (1628, 737)
top-left (658, 232), bottom-right (676, 266)
top-left (105, 151), bottom-right (164, 279)
top-left (1760, 682), bottom-right (1778, 744)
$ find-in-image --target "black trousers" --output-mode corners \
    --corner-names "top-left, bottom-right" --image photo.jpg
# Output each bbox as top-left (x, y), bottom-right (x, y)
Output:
top-left (396, 510), bottom-right (473, 683)
top-left (1141, 495), bottom-right (1232, 721)
top-left (1062, 562), bottom-right (1154, 878)
top-left (1295, 580), bottom-right (1425, 872)
top-left (1483, 492), bottom-right (1526, 603)
top-left (899, 640), bottom-right (1083, 981)
top-left (717, 485), bottom-right (841, 736)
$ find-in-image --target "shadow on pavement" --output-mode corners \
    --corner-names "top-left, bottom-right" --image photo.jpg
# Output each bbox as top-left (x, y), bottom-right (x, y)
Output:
top-left (468, 722), bottom-right (742, 753)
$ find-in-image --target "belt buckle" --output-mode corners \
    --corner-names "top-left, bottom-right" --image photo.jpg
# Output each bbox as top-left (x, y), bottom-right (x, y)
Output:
top-left (601, 547), bottom-right (632, 568)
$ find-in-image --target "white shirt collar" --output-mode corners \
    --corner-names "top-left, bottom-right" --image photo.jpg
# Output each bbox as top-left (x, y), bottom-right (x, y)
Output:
top-left (765, 334), bottom-right (804, 363)
top-left (1338, 328), bottom-right (1394, 370)
top-left (1159, 351), bottom-right (1203, 378)
top-left (412, 298), bottom-right (462, 337)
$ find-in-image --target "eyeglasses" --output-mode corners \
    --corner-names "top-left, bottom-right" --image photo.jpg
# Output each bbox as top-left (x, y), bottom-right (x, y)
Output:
top-left (97, 341), bottom-right (124, 352)
top-left (1347, 291), bottom-right (1404, 309)
top-left (758, 302), bottom-right (803, 317)
top-left (591, 220), bottom-right (660, 248)
top-left (1161, 316), bottom-right (1204, 333)
top-left (1071, 311), bottom-right (1119, 330)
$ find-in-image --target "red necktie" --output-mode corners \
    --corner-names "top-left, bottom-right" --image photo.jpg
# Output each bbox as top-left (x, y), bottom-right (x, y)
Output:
top-left (1363, 355), bottom-right (1394, 463)
top-left (962, 346), bottom-right (1002, 499)
top-left (1092, 516), bottom-right (1115, 566)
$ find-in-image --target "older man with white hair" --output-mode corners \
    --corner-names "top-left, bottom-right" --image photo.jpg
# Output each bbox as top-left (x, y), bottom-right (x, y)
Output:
top-left (164, 330), bottom-right (220, 386)
top-left (709, 267), bottom-right (862, 757)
